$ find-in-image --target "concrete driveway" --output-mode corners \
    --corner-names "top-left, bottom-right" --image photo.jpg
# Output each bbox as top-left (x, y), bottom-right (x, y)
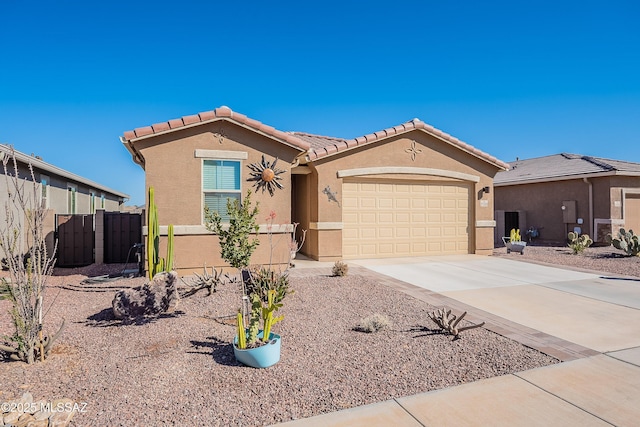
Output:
top-left (353, 255), bottom-right (640, 353)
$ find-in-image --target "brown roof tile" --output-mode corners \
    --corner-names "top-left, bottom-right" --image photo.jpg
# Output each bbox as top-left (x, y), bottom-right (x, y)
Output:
top-left (151, 122), bottom-right (170, 132)
top-left (168, 118), bottom-right (184, 129)
top-left (182, 114), bottom-right (200, 125)
top-left (134, 126), bottom-right (153, 137)
top-left (198, 110), bottom-right (216, 121)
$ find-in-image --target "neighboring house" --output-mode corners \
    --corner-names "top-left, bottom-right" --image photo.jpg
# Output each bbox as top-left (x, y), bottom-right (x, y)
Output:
top-left (121, 106), bottom-right (508, 274)
top-left (494, 153), bottom-right (640, 244)
top-left (0, 144), bottom-right (128, 215)
top-left (0, 144), bottom-right (129, 259)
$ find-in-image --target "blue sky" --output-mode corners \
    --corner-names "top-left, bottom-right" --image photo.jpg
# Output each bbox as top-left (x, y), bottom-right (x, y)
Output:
top-left (1, 1), bottom-right (639, 206)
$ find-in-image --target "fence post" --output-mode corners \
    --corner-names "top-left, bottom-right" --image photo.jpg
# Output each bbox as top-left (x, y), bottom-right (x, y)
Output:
top-left (95, 209), bottom-right (105, 264)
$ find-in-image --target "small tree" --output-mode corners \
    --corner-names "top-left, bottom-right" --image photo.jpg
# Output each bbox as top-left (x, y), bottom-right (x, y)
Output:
top-left (204, 190), bottom-right (260, 270)
top-left (0, 147), bottom-right (64, 363)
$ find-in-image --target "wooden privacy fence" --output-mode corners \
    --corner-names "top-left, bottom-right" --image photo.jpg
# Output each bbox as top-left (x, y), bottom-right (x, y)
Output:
top-left (104, 212), bottom-right (143, 263)
top-left (55, 211), bottom-right (143, 267)
top-left (56, 214), bottom-right (94, 267)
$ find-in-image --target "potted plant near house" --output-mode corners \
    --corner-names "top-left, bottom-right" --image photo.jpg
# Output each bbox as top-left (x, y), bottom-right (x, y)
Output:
top-left (233, 267), bottom-right (292, 368)
top-left (503, 228), bottom-right (526, 254)
top-left (204, 191), bottom-right (294, 368)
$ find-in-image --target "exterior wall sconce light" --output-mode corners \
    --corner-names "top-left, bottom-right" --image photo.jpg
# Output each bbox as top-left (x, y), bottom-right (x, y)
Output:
top-left (482, 186), bottom-right (490, 194)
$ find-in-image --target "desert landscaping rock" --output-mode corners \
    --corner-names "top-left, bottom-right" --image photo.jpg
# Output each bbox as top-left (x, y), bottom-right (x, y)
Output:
top-left (112, 270), bottom-right (179, 320)
top-left (1, 252), bottom-right (636, 426)
top-left (0, 393), bottom-right (76, 427)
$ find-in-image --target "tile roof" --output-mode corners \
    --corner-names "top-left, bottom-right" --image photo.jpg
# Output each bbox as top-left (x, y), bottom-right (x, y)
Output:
top-left (0, 144), bottom-right (129, 199)
top-left (122, 107), bottom-right (508, 171)
top-left (121, 106), bottom-right (310, 152)
top-left (295, 118), bottom-right (509, 170)
top-left (495, 153), bottom-right (640, 185)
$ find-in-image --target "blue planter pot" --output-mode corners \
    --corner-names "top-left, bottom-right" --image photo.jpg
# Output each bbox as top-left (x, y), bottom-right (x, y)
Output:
top-left (233, 330), bottom-right (281, 368)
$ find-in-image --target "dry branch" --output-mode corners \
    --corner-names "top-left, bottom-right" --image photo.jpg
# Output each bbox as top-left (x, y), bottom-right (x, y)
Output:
top-left (428, 307), bottom-right (485, 339)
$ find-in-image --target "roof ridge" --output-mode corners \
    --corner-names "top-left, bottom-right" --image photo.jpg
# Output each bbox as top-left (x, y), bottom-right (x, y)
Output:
top-left (306, 118), bottom-right (509, 170)
top-left (288, 131), bottom-right (345, 141)
top-left (582, 155), bottom-right (615, 171)
top-left (122, 106), bottom-right (310, 152)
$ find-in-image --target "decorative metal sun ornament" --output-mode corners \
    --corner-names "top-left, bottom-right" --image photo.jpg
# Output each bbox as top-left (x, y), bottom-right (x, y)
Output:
top-left (247, 155), bottom-right (286, 196)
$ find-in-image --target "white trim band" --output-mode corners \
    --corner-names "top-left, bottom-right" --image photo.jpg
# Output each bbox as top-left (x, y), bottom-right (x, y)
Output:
top-left (309, 222), bottom-right (344, 230)
top-left (195, 149), bottom-right (248, 160)
top-left (475, 220), bottom-right (496, 227)
top-left (337, 167), bottom-right (480, 183)
top-left (143, 223), bottom-right (294, 236)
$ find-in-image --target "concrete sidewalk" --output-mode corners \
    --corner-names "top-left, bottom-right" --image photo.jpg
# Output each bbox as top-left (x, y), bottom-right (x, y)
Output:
top-left (275, 256), bottom-right (640, 426)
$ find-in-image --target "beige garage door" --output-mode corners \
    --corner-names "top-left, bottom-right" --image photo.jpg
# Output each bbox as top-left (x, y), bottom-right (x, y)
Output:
top-left (342, 180), bottom-right (470, 259)
top-left (625, 194), bottom-right (640, 233)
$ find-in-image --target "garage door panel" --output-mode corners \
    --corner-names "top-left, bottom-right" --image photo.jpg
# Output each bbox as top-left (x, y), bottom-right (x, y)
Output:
top-left (378, 198), bottom-right (393, 208)
top-left (412, 213), bottom-right (426, 222)
top-left (379, 244), bottom-right (394, 254)
top-left (360, 213), bottom-right (376, 223)
top-left (343, 180), bottom-right (470, 259)
top-left (396, 213), bottom-right (410, 223)
top-left (360, 197), bottom-right (376, 208)
top-left (379, 228), bottom-right (394, 238)
top-left (379, 212), bottom-right (394, 223)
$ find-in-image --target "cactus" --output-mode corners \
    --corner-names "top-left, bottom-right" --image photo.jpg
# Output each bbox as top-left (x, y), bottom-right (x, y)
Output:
top-left (166, 224), bottom-right (174, 272)
top-left (609, 228), bottom-right (640, 256)
top-left (147, 187), bottom-right (159, 280)
top-left (236, 310), bottom-right (246, 349)
top-left (147, 187), bottom-right (175, 279)
top-left (510, 228), bottom-right (521, 242)
top-left (247, 293), bottom-right (262, 344)
top-left (262, 290), bottom-right (284, 342)
top-left (567, 232), bottom-right (593, 254)
top-left (235, 290), bottom-right (284, 348)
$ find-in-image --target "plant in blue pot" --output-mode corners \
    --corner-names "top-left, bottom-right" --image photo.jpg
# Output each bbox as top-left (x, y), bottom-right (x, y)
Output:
top-left (234, 267), bottom-right (291, 368)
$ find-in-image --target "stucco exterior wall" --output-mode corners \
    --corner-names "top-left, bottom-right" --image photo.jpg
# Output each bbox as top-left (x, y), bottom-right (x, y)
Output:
top-left (496, 178), bottom-right (600, 243)
top-left (301, 131), bottom-right (500, 259)
top-left (495, 175), bottom-right (640, 244)
top-left (136, 121), bottom-right (302, 273)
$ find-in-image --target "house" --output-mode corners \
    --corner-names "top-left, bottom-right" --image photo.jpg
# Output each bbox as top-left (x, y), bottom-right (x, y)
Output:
top-left (1, 144), bottom-right (128, 215)
top-left (121, 106), bottom-right (508, 274)
top-left (494, 153), bottom-right (640, 244)
top-left (0, 144), bottom-right (129, 263)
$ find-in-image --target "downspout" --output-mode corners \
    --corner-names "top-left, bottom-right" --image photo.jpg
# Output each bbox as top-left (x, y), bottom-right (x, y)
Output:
top-left (583, 178), bottom-right (593, 238)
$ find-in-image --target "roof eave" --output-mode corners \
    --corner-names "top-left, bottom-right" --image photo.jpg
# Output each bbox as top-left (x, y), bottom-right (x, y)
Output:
top-left (494, 170), bottom-right (640, 187)
top-left (123, 117), bottom-right (310, 153)
top-left (120, 136), bottom-right (145, 169)
top-left (0, 144), bottom-right (129, 199)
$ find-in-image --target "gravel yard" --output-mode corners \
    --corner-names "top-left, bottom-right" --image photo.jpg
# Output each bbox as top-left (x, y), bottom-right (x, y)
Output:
top-left (1, 245), bottom-right (637, 426)
top-left (493, 243), bottom-right (640, 278)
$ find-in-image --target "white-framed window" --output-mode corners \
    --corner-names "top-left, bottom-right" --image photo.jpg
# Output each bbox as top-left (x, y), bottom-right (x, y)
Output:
top-left (203, 159), bottom-right (241, 222)
top-left (67, 184), bottom-right (77, 214)
top-left (100, 193), bottom-right (105, 209)
top-left (90, 191), bottom-right (96, 213)
top-left (40, 174), bottom-right (50, 209)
